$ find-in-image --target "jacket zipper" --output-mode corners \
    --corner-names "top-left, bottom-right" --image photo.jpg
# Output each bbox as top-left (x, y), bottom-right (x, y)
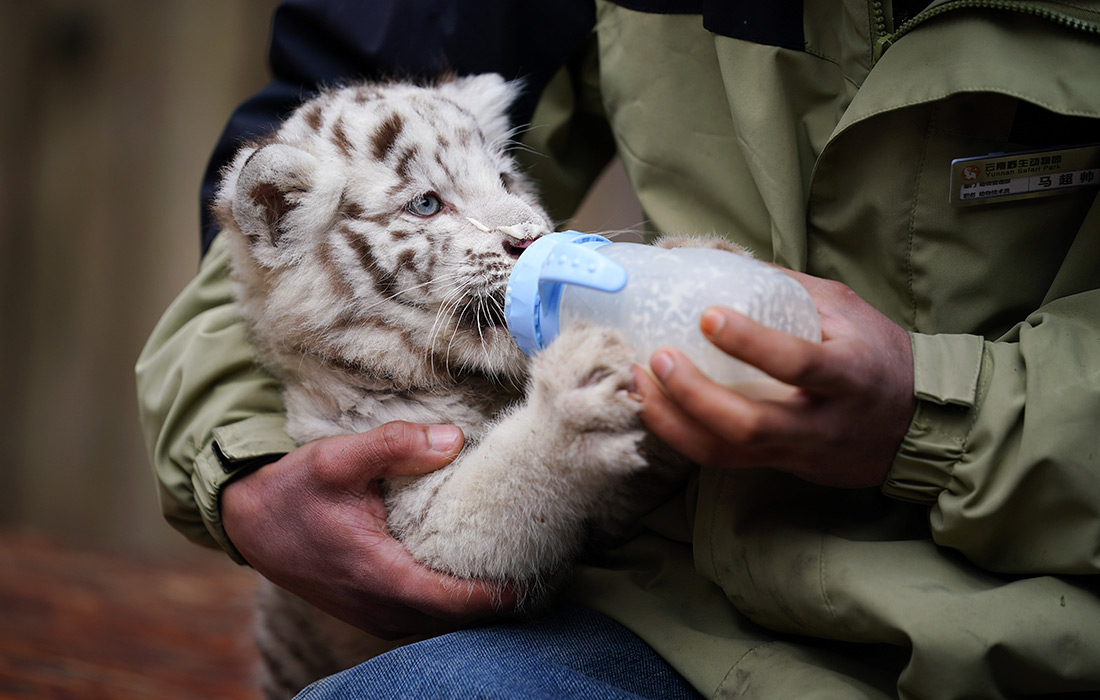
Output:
top-left (873, 0), bottom-right (1100, 63)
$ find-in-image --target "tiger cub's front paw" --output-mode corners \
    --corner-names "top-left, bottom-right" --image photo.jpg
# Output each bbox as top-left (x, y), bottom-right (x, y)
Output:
top-left (653, 233), bottom-right (753, 256)
top-left (534, 324), bottom-right (640, 430)
top-left (530, 324), bottom-right (646, 473)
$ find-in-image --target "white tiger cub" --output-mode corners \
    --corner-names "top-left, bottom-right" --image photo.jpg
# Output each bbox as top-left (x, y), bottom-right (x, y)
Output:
top-left (215, 74), bottom-right (691, 697)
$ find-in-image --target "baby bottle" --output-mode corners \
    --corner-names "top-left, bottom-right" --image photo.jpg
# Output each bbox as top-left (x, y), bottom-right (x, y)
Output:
top-left (504, 231), bottom-right (821, 397)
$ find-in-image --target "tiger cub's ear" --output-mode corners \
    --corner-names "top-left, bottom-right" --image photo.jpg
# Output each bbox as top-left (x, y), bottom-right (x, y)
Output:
top-left (226, 143), bottom-right (343, 264)
top-left (437, 73), bottom-right (522, 147)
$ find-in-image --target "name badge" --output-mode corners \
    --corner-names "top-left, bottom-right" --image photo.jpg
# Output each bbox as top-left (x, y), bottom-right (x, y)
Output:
top-left (950, 143), bottom-right (1100, 206)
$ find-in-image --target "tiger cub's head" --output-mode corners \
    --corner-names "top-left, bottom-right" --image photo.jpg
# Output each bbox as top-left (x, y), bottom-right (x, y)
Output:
top-left (215, 74), bottom-right (552, 388)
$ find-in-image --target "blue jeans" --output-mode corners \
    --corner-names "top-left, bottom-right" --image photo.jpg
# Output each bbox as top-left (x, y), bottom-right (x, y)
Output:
top-left (295, 604), bottom-right (702, 699)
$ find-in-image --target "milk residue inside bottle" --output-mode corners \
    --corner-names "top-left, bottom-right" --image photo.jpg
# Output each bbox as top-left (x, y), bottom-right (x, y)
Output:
top-left (504, 232), bottom-right (821, 398)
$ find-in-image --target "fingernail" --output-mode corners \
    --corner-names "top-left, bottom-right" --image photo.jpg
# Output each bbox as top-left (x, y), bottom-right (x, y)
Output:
top-left (428, 424), bottom-right (462, 452)
top-left (700, 308), bottom-right (726, 336)
top-left (650, 351), bottom-right (674, 380)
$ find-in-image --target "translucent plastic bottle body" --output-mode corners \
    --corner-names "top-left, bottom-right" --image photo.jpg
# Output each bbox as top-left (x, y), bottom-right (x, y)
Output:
top-left (558, 243), bottom-right (821, 395)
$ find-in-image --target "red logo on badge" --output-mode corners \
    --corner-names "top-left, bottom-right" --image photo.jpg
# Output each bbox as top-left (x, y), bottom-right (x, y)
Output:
top-left (961, 165), bottom-right (981, 181)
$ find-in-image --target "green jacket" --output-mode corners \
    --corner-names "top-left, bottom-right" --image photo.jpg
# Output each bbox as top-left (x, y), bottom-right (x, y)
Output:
top-left (136, 0), bottom-right (1100, 697)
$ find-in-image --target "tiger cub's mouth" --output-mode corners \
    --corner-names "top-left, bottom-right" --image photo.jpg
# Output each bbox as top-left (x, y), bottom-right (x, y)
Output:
top-left (502, 237), bottom-right (535, 259)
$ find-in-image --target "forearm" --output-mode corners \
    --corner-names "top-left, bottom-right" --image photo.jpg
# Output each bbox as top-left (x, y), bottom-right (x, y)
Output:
top-left (884, 290), bottom-right (1100, 574)
top-left (135, 235), bottom-right (295, 560)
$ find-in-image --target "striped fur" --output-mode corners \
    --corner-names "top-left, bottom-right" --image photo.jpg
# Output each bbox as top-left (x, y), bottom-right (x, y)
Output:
top-left (215, 75), bottom-right (686, 697)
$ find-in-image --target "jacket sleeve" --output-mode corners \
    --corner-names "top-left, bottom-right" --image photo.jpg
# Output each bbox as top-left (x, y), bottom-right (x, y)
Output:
top-left (135, 236), bottom-right (296, 561)
top-left (883, 194), bottom-right (1100, 575)
top-left (136, 0), bottom-right (611, 561)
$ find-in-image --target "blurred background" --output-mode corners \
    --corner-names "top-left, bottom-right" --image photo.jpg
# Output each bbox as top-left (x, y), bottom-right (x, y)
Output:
top-left (0, 1), bottom-right (641, 560)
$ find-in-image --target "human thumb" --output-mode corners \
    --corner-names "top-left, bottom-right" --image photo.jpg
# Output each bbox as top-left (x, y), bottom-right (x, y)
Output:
top-left (350, 421), bottom-right (465, 479)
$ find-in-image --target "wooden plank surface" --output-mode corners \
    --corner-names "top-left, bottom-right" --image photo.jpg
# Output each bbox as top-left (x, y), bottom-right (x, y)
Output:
top-left (0, 532), bottom-right (261, 700)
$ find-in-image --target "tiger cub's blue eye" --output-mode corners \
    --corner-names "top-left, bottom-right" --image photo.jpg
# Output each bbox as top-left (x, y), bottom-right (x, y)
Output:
top-left (406, 193), bottom-right (443, 217)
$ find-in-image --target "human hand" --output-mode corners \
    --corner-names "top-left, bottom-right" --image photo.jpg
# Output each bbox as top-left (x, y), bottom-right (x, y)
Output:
top-left (221, 421), bottom-right (516, 639)
top-left (635, 273), bottom-right (916, 488)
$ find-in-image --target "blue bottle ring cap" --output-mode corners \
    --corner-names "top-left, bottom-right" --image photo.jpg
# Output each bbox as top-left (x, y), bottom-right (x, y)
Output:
top-left (504, 231), bottom-right (622, 355)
